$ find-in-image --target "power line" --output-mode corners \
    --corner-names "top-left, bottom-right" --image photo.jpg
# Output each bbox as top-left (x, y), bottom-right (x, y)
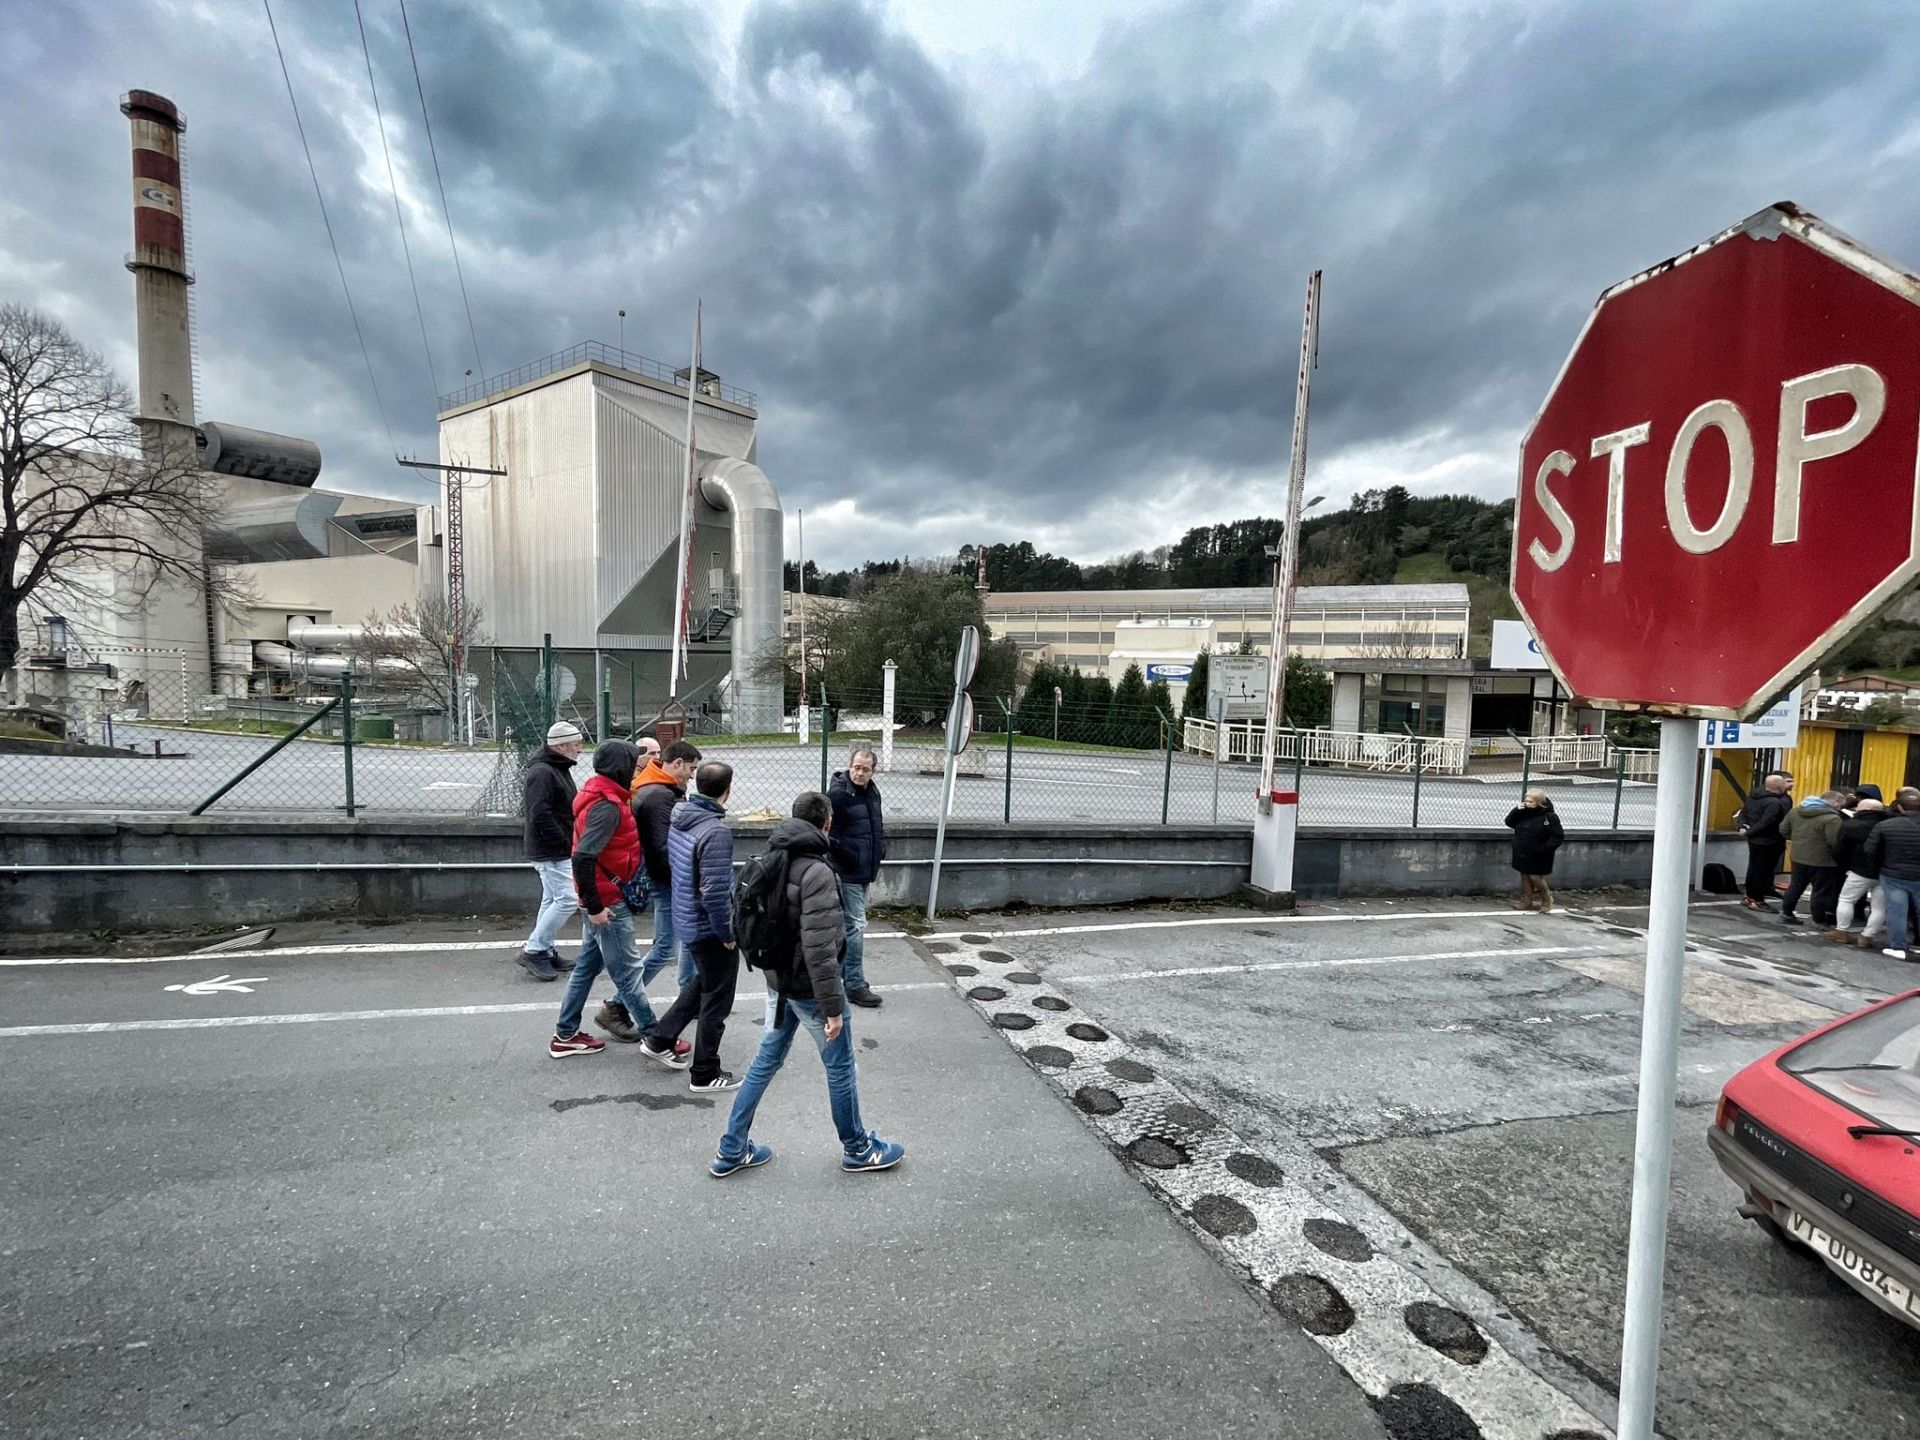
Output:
top-left (354, 0), bottom-right (439, 398)
top-left (261, 0), bottom-right (397, 456)
top-left (397, 0), bottom-right (485, 381)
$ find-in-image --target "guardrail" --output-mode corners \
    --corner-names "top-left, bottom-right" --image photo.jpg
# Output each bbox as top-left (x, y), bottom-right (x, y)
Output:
top-left (1182, 719), bottom-right (1469, 776)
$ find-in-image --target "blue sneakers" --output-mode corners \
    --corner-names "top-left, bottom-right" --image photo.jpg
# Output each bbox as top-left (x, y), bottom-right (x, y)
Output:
top-left (710, 1142), bottom-right (773, 1179)
top-left (841, 1134), bottom-right (906, 1173)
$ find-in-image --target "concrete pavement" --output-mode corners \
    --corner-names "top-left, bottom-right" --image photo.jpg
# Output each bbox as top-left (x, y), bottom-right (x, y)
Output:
top-left (0, 924), bottom-right (1388, 1440)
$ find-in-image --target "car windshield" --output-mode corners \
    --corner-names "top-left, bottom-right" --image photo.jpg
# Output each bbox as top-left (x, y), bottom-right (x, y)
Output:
top-left (1781, 994), bottom-right (1920, 1133)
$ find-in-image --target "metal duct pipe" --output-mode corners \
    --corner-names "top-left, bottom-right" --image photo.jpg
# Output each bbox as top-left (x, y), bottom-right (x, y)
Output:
top-left (252, 641), bottom-right (415, 681)
top-left (287, 621), bottom-right (369, 648)
top-left (699, 458), bottom-right (784, 734)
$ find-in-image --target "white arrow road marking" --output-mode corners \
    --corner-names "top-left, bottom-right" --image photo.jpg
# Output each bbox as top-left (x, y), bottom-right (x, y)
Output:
top-left (163, 975), bottom-right (269, 996)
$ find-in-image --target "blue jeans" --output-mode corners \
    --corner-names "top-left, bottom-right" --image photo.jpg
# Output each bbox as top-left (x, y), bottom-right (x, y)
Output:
top-left (1881, 876), bottom-right (1920, 951)
top-left (717, 993), bottom-right (868, 1161)
top-left (639, 881), bottom-right (696, 991)
top-left (841, 881), bottom-right (870, 993)
top-left (555, 903), bottom-right (657, 1038)
top-left (525, 859), bottom-right (576, 953)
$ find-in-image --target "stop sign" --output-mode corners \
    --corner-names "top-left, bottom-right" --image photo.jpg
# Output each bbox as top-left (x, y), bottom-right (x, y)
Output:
top-left (1512, 204), bottom-right (1920, 719)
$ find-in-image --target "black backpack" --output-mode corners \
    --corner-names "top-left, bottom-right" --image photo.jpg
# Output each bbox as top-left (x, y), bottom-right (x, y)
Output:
top-left (732, 850), bottom-right (800, 999)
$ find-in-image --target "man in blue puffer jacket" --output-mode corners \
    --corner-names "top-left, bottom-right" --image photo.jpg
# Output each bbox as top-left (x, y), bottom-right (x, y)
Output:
top-left (828, 748), bottom-right (886, 1010)
top-left (639, 761), bottom-right (741, 1091)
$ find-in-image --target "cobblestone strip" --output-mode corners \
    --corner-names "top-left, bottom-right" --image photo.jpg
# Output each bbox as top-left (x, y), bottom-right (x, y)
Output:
top-left (931, 934), bottom-right (1615, 1440)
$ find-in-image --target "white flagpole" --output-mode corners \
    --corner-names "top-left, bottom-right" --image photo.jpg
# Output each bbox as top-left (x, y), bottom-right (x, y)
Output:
top-left (669, 301), bottom-right (702, 699)
top-left (1260, 270), bottom-right (1322, 802)
top-left (797, 507), bottom-right (810, 744)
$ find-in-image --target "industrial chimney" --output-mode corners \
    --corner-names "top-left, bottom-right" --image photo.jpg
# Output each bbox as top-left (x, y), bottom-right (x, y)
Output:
top-left (121, 89), bottom-right (195, 453)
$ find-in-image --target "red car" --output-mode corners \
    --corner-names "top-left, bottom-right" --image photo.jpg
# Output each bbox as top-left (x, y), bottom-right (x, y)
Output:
top-left (1710, 988), bottom-right (1920, 1332)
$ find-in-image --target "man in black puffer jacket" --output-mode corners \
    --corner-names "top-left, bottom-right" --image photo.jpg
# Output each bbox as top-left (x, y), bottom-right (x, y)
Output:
top-left (827, 748), bottom-right (886, 1010)
top-left (1865, 788), bottom-right (1920, 961)
top-left (709, 791), bottom-right (905, 1178)
top-left (518, 721), bottom-right (584, 980)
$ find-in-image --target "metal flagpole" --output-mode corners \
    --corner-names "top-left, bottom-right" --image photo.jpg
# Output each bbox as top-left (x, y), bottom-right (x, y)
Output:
top-left (668, 301), bottom-right (702, 699)
top-left (1259, 271), bottom-right (1322, 804)
top-left (797, 508), bottom-right (809, 745)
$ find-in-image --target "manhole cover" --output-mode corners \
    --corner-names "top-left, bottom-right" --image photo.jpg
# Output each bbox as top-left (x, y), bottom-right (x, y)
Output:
top-left (1369, 1383), bottom-right (1484, 1440)
top-left (1032, 996), bottom-right (1070, 1012)
top-left (1224, 1152), bottom-right (1285, 1188)
top-left (1066, 1023), bottom-right (1109, 1042)
top-left (967, 986), bottom-right (1007, 1002)
top-left (1267, 1273), bottom-right (1354, 1336)
top-left (992, 1012), bottom-right (1035, 1031)
top-left (1105, 1058), bottom-right (1156, 1083)
top-left (1026, 1045), bottom-right (1074, 1069)
top-left (1303, 1217), bottom-right (1374, 1263)
top-left (1404, 1301), bottom-right (1488, 1365)
top-left (946, 963), bottom-right (979, 977)
top-left (1005, 971), bottom-right (1042, 985)
top-left (960, 934), bottom-right (992, 944)
top-left (1125, 1136), bottom-right (1189, 1169)
top-left (1162, 1103), bottom-right (1218, 1132)
top-left (979, 949), bottom-right (1015, 964)
top-left (926, 941), bottom-right (957, 953)
top-left (1073, 1086), bottom-right (1124, 1116)
top-left (1189, 1193), bottom-right (1257, 1238)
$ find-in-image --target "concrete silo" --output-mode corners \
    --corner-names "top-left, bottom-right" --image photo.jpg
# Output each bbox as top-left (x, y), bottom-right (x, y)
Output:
top-left (432, 346), bottom-right (784, 733)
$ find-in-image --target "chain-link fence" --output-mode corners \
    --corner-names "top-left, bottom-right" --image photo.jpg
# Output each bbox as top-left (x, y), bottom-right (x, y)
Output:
top-left (0, 653), bottom-right (1659, 829)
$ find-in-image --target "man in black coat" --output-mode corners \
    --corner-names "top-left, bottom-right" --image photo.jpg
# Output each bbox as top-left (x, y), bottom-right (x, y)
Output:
top-left (519, 721), bottom-right (584, 980)
top-left (827, 748), bottom-right (886, 1010)
top-left (1735, 772), bottom-right (1792, 912)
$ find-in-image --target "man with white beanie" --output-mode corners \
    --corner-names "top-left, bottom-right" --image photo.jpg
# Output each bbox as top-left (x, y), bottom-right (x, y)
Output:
top-left (519, 720), bottom-right (584, 980)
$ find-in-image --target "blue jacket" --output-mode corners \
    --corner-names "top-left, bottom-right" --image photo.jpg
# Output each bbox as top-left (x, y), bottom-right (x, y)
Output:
top-left (827, 770), bottom-right (886, 885)
top-left (668, 795), bottom-right (734, 943)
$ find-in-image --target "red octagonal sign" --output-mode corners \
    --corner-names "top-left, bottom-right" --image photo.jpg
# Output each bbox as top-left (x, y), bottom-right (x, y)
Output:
top-left (1513, 204), bottom-right (1920, 720)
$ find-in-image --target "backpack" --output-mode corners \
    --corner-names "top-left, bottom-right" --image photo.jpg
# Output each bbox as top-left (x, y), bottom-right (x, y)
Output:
top-left (732, 850), bottom-right (800, 1001)
top-left (1701, 862), bottom-right (1738, 895)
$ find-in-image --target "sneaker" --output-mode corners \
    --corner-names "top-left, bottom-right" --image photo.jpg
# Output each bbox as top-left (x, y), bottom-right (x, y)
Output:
top-left (710, 1141), bottom-right (774, 1178)
top-left (594, 1001), bottom-right (641, 1043)
top-left (1780, 914), bottom-right (1805, 926)
top-left (549, 1031), bottom-right (605, 1059)
top-left (639, 1037), bottom-right (691, 1071)
top-left (548, 948), bottom-right (576, 972)
top-left (1883, 948), bottom-right (1911, 962)
top-left (842, 1134), bottom-right (906, 1173)
top-left (672, 1038), bottom-right (693, 1059)
top-left (1823, 930), bottom-right (1853, 944)
top-left (518, 949), bottom-right (560, 981)
top-left (847, 987), bottom-right (883, 1009)
top-left (1741, 897), bottom-right (1772, 911)
top-left (689, 1071), bottom-right (741, 1093)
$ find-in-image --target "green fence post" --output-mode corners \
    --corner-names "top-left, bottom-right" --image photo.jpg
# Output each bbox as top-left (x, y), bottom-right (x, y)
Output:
top-left (819, 681), bottom-right (830, 791)
top-left (629, 669), bottom-right (637, 737)
top-left (188, 697), bottom-right (340, 815)
top-left (341, 667), bottom-right (357, 818)
top-left (598, 686), bottom-right (612, 744)
top-left (541, 633), bottom-right (555, 729)
top-left (1613, 748), bottom-right (1627, 829)
top-left (998, 697), bottom-right (1015, 823)
top-left (1160, 708), bottom-right (1174, 824)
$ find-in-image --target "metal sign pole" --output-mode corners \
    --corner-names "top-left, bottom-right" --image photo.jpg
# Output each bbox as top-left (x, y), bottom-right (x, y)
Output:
top-left (927, 628), bottom-right (979, 921)
top-left (1693, 746), bottom-right (1714, 888)
top-left (1209, 692), bottom-right (1227, 822)
top-left (1616, 715), bottom-right (1702, 1440)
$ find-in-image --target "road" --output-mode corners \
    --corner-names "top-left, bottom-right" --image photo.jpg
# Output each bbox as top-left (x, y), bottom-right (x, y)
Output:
top-left (6, 892), bottom-right (1909, 1436)
top-left (0, 725), bottom-right (1658, 830)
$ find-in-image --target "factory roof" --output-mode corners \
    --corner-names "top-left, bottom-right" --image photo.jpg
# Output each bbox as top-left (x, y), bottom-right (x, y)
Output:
top-left (436, 341), bottom-right (757, 414)
top-left (984, 583), bottom-right (1471, 611)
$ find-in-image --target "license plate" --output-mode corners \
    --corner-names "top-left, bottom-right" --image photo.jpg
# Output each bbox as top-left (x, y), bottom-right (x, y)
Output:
top-left (1784, 1208), bottom-right (1920, 1319)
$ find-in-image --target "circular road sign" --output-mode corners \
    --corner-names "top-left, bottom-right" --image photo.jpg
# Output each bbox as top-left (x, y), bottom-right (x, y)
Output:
top-left (1512, 203), bottom-right (1920, 720)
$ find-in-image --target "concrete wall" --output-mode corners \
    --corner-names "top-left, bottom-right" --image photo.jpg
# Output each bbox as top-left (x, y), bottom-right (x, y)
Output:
top-left (0, 817), bottom-right (1744, 937)
top-left (1332, 672), bottom-right (1362, 732)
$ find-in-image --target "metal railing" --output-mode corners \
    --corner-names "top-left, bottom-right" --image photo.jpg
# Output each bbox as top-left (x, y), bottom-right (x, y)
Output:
top-left (1183, 719), bottom-right (1469, 776)
top-left (436, 341), bottom-right (758, 412)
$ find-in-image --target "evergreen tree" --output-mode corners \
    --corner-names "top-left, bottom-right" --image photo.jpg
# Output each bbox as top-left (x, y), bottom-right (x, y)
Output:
top-left (1112, 663), bottom-right (1151, 748)
top-left (1180, 647), bottom-right (1212, 723)
top-left (1284, 656), bottom-right (1332, 729)
top-left (1078, 674), bottom-right (1114, 744)
top-left (1145, 678), bottom-right (1175, 746)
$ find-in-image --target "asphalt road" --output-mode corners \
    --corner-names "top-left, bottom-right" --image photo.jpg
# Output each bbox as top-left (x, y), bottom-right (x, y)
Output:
top-left (0, 921), bottom-right (1389, 1440)
top-left (990, 896), bottom-right (1920, 1440)
top-left (0, 725), bottom-right (1657, 831)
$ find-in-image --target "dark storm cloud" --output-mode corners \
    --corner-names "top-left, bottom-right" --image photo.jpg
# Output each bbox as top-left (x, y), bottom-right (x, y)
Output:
top-left (5, 0), bottom-right (1919, 562)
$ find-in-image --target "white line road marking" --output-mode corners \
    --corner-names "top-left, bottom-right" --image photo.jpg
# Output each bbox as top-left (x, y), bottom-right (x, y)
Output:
top-left (162, 975), bottom-right (268, 996)
top-left (975, 909), bottom-right (1527, 939)
top-left (0, 980), bottom-right (950, 1039)
top-left (1549, 953), bottom-right (1834, 1026)
top-left (1050, 944), bottom-right (1618, 986)
top-left (0, 932), bottom-right (911, 967)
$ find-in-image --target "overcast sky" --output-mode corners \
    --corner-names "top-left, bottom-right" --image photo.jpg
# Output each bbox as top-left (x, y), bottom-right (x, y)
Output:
top-left (6, 0), bottom-right (1920, 570)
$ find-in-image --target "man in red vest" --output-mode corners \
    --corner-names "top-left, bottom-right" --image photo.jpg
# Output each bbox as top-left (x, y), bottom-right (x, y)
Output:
top-left (549, 740), bottom-right (666, 1058)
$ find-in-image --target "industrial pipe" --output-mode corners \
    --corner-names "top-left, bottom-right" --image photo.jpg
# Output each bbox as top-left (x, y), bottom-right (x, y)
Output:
top-left (699, 458), bottom-right (784, 734)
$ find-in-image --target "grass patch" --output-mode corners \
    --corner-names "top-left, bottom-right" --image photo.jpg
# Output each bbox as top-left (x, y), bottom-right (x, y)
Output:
top-left (1395, 551), bottom-right (1515, 657)
top-left (0, 719), bottom-right (61, 742)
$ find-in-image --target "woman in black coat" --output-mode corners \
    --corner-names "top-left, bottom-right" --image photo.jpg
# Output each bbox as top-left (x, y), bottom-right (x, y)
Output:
top-left (1505, 789), bottom-right (1566, 912)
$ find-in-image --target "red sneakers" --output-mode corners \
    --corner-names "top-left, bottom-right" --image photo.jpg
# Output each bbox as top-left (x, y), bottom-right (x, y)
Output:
top-left (549, 1031), bottom-right (606, 1059)
top-left (672, 1038), bottom-right (693, 1059)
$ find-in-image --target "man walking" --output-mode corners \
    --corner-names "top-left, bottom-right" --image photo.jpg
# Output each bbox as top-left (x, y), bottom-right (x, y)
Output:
top-left (1865, 787), bottom-right (1920, 962)
top-left (827, 747), bottom-right (886, 1009)
top-left (1830, 791), bottom-right (1888, 947)
top-left (640, 761), bottom-right (742, 1091)
top-left (518, 721), bottom-right (583, 981)
top-left (547, 740), bottom-right (658, 1058)
top-left (633, 739), bottom-right (702, 994)
top-left (1779, 788), bottom-right (1845, 927)
top-left (711, 792), bottom-right (906, 1178)
top-left (1735, 772), bottom-right (1792, 912)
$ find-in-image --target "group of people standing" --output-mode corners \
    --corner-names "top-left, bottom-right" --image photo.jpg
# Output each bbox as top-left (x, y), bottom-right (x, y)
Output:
top-left (1736, 771), bottom-right (1920, 960)
top-left (516, 721), bottom-right (904, 1175)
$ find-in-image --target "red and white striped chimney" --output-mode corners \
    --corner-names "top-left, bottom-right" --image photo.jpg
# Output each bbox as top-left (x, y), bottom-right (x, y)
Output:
top-left (121, 89), bottom-right (195, 440)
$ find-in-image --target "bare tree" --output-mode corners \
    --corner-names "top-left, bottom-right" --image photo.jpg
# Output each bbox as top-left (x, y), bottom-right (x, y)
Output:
top-left (350, 594), bottom-right (490, 717)
top-left (1356, 624), bottom-right (1450, 660)
top-left (0, 304), bottom-right (235, 682)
